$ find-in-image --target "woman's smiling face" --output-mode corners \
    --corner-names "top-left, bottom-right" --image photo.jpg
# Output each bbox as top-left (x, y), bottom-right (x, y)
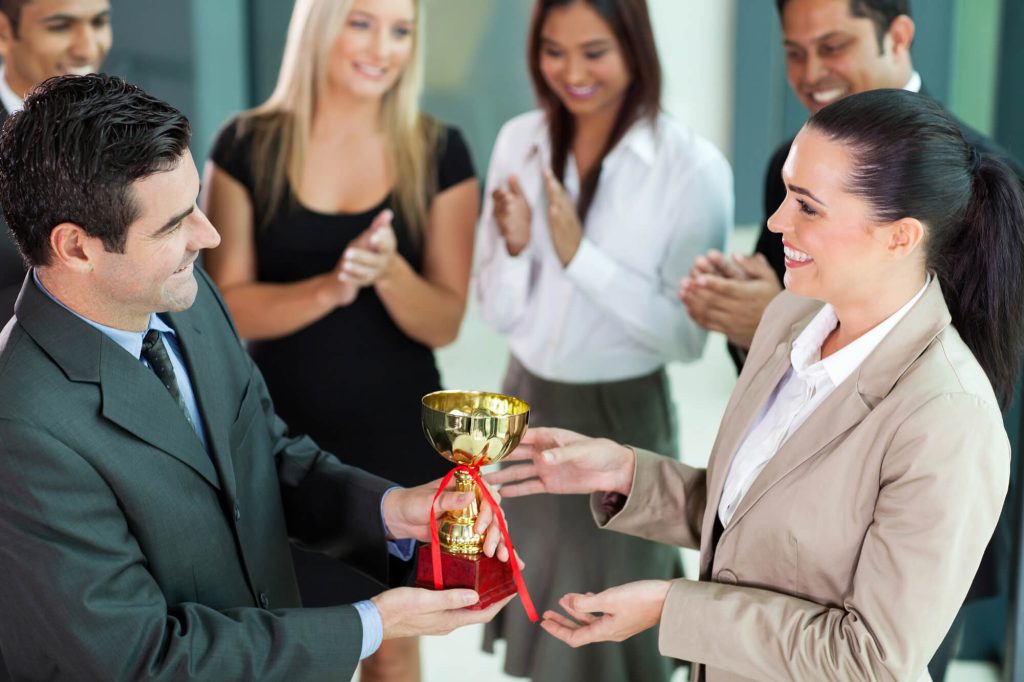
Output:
top-left (767, 126), bottom-right (897, 306)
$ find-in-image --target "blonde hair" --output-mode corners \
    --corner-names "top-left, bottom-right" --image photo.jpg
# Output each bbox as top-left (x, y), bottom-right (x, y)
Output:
top-left (240, 0), bottom-right (439, 238)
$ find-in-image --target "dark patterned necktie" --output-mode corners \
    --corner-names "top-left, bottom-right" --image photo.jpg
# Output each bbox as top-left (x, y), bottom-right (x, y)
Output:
top-left (141, 329), bottom-right (195, 429)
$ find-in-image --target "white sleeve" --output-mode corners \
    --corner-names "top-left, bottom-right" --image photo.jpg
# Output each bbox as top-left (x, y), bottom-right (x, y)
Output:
top-left (564, 151), bottom-right (733, 362)
top-left (473, 124), bottom-right (536, 334)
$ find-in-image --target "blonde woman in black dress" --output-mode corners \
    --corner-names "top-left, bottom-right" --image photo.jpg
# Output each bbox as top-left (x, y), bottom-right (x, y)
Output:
top-left (202, 1), bottom-right (478, 680)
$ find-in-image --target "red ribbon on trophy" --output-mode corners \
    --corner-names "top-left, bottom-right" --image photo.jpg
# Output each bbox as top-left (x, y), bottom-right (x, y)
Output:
top-left (428, 464), bottom-right (538, 622)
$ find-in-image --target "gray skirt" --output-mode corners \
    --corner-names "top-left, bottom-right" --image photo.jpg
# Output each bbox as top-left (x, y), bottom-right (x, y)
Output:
top-left (483, 357), bottom-right (682, 682)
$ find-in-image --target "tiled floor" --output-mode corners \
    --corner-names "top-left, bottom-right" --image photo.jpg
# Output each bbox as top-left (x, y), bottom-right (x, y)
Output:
top-left (369, 226), bottom-right (1001, 682)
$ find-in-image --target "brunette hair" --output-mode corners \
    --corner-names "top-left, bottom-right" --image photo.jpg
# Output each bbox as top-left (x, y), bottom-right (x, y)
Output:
top-left (0, 74), bottom-right (191, 266)
top-left (0, 0), bottom-right (28, 35)
top-left (776, 0), bottom-right (910, 48)
top-left (808, 89), bottom-right (1024, 407)
top-left (528, 0), bottom-right (661, 223)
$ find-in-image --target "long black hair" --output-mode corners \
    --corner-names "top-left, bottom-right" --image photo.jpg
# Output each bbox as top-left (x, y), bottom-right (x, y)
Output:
top-left (808, 89), bottom-right (1024, 407)
top-left (527, 0), bottom-right (661, 223)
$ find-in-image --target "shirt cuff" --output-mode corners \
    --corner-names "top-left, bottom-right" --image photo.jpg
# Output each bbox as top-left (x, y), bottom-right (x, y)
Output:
top-left (380, 487), bottom-right (416, 561)
top-left (388, 538), bottom-right (416, 561)
top-left (564, 237), bottom-right (617, 295)
top-left (498, 245), bottom-right (532, 284)
top-left (354, 600), bottom-right (383, 660)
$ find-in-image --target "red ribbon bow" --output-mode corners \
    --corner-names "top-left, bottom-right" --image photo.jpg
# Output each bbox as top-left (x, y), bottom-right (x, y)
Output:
top-left (429, 464), bottom-right (538, 622)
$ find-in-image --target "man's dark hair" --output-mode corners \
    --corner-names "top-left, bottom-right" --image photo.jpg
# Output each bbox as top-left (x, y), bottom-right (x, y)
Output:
top-left (0, 74), bottom-right (191, 266)
top-left (776, 0), bottom-right (911, 48)
top-left (0, 0), bottom-right (29, 36)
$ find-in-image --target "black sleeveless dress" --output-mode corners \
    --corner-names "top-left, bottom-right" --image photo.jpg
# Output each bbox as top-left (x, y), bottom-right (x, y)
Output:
top-left (210, 118), bottom-right (475, 604)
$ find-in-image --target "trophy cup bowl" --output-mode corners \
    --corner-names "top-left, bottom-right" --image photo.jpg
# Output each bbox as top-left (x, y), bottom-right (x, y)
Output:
top-left (415, 390), bottom-right (530, 609)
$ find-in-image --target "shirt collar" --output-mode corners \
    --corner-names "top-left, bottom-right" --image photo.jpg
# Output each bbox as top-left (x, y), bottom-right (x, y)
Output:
top-left (0, 64), bottom-right (24, 116)
top-left (904, 71), bottom-right (922, 94)
top-left (532, 112), bottom-right (659, 169)
top-left (607, 114), bottom-right (658, 167)
top-left (32, 268), bottom-right (176, 358)
top-left (791, 274), bottom-right (932, 387)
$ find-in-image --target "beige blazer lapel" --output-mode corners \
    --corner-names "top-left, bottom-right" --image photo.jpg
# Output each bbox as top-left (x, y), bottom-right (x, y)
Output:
top-left (697, 303), bottom-right (821, 576)
top-left (718, 278), bottom-right (951, 539)
top-left (721, 378), bottom-right (871, 534)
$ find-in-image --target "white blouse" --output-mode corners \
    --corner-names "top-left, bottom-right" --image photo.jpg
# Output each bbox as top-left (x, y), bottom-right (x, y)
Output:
top-left (719, 276), bottom-right (932, 526)
top-left (474, 110), bottom-right (733, 383)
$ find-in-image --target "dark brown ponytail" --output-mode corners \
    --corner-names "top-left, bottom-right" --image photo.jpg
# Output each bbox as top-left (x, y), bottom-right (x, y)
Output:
top-left (809, 89), bottom-right (1024, 407)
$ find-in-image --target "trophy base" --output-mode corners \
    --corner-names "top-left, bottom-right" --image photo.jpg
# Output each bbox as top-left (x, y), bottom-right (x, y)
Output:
top-left (415, 545), bottom-right (516, 610)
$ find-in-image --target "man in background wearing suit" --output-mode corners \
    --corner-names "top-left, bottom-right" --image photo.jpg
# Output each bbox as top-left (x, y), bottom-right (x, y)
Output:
top-left (0, 74), bottom-right (511, 680)
top-left (0, 0), bottom-right (111, 318)
top-left (680, 1), bottom-right (1024, 679)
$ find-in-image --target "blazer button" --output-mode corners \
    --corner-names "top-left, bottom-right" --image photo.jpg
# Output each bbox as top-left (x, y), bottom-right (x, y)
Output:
top-left (715, 569), bottom-right (738, 585)
top-left (259, 591), bottom-right (269, 608)
top-left (234, 504), bottom-right (241, 521)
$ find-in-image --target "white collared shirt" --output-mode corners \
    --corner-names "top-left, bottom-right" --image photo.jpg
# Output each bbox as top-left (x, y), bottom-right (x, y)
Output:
top-left (474, 110), bottom-right (733, 382)
top-left (0, 65), bottom-right (24, 116)
top-left (718, 276), bottom-right (931, 526)
top-left (905, 70), bottom-right (922, 94)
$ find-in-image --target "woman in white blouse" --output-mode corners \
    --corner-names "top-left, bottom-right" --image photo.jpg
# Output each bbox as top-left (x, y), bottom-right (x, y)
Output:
top-left (475, 1), bottom-right (731, 680)
top-left (489, 89), bottom-right (1024, 681)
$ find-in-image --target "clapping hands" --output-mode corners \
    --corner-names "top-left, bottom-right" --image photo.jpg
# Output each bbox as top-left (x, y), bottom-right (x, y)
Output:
top-left (492, 175), bottom-right (532, 257)
top-left (491, 167), bottom-right (583, 267)
top-left (679, 250), bottom-right (782, 350)
top-left (336, 208), bottom-right (398, 288)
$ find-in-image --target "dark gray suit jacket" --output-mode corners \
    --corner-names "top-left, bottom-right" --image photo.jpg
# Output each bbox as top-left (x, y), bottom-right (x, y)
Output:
top-left (0, 268), bottom-right (402, 680)
top-left (0, 103), bottom-right (26, 325)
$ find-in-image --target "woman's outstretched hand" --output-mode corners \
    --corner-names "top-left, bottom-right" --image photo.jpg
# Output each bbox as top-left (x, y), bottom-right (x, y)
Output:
top-left (484, 427), bottom-right (635, 497)
top-left (541, 580), bottom-right (671, 647)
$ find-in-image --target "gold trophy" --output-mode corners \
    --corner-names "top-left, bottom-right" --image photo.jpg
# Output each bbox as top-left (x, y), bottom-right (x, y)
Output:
top-left (415, 390), bottom-right (533, 612)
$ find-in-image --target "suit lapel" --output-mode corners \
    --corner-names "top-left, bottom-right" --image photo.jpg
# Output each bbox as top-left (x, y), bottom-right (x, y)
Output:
top-left (164, 311), bottom-right (238, 499)
top-left (703, 339), bottom-right (793, 541)
top-left (15, 273), bottom-right (221, 490)
top-left (722, 378), bottom-right (870, 531)
top-left (715, 279), bottom-right (951, 538)
top-left (99, 342), bottom-right (220, 489)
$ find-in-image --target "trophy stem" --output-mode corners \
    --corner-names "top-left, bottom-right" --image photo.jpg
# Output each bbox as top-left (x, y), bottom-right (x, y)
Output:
top-left (439, 469), bottom-right (483, 554)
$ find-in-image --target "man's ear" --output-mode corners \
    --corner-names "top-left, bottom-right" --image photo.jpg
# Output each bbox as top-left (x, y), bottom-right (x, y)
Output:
top-left (0, 12), bottom-right (16, 62)
top-left (885, 217), bottom-right (924, 259)
top-left (885, 15), bottom-right (915, 59)
top-left (49, 223), bottom-right (98, 273)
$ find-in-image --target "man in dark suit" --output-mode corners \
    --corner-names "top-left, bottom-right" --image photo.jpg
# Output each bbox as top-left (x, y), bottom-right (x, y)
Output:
top-left (0, 74), bottom-right (512, 680)
top-left (680, 1), bottom-right (1024, 679)
top-left (0, 0), bottom-right (112, 319)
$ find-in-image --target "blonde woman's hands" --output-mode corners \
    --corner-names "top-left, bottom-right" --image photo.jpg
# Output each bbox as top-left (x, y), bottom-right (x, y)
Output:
top-left (541, 168), bottom-right (583, 267)
top-left (339, 209), bottom-right (398, 286)
top-left (540, 581), bottom-right (671, 647)
top-left (485, 427), bottom-right (636, 498)
top-left (492, 175), bottom-right (532, 256)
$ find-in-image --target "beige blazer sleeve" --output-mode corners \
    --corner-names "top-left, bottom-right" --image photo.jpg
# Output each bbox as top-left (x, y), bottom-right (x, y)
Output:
top-left (590, 449), bottom-right (707, 551)
top-left (657, 392), bottom-right (1008, 681)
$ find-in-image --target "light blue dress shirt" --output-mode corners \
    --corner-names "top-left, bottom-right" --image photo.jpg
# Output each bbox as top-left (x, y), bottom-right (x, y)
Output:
top-left (31, 271), bottom-right (419, 660)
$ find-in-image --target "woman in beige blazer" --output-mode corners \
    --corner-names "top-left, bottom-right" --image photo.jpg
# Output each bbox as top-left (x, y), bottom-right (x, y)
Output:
top-left (489, 89), bottom-right (1024, 681)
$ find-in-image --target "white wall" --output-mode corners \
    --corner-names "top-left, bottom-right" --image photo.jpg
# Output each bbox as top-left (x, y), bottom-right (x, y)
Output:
top-left (649, 0), bottom-right (737, 160)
